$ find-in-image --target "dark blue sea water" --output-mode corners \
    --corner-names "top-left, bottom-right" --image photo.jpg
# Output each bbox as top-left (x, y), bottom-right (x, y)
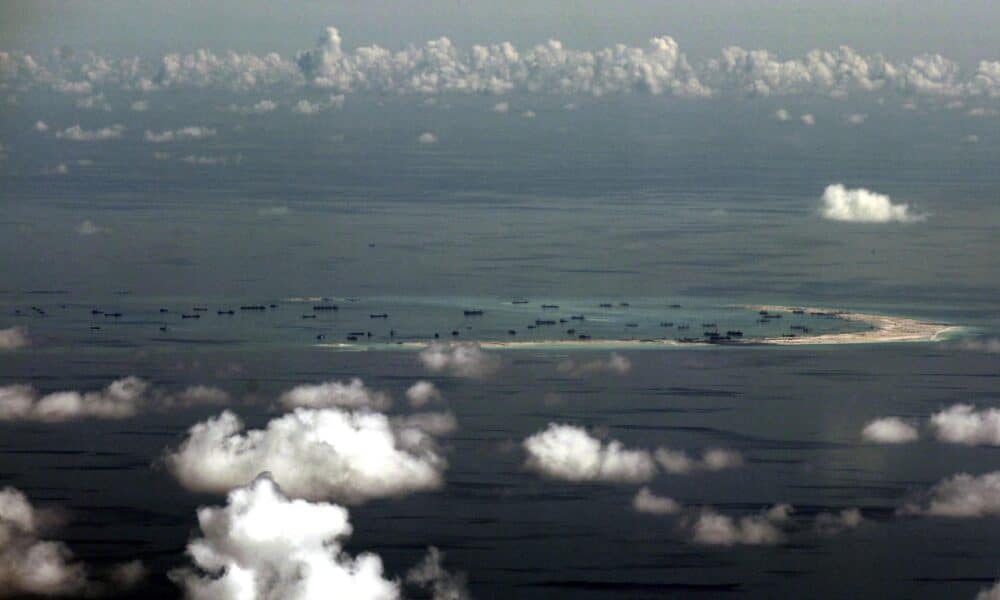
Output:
top-left (1, 93), bottom-right (998, 598)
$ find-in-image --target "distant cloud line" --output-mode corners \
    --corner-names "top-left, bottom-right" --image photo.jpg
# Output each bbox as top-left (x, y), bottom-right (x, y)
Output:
top-left (2, 26), bottom-right (999, 99)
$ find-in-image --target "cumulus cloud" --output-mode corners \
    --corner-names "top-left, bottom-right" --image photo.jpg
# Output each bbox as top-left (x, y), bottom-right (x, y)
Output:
top-left (225, 99), bottom-right (277, 114)
top-left (418, 342), bottom-right (499, 378)
top-left (169, 474), bottom-right (400, 600)
top-left (523, 423), bottom-right (656, 484)
top-left (75, 93), bottom-right (110, 111)
top-left (0, 327), bottom-right (28, 350)
top-left (76, 219), bottom-right (106, 236)
top-left (392, 412), bottom-right (458, 437)
top-left (774, 108), bottom-right (791, 121)
top-left (0, 378), bottom-right (228, 422)
top-left (165, 407), bottom-right (446, 503)
top-left (406, 381), bottom-right (442, 407)
top-left (681, 504), bottom-right (792, 546)
top-left (130, 100), bottom-right (148, 112)
top-left (180, 153), bottom-right (241, 166)
top-left (632, 487), bottom-right (681, 515)
top-left (34, 120), bottom-right (48, 132)
top-left (861, 417), bottom-right (920, 444)
top-left (814, 508), bottom-right (863, 535)
top-left (902, 471), bottom-right (1000, 517)
top-left (820, 184), bottom-right (926, 223)
top-left (405, 547), bottom-right (470, 600)
top-left (257, 205), bottom-right (289, 217)
top-left (54, 123), bottom-right (124, 141)
top-left (0, 486), bottom-right (144, 597)
top-left (492, 101), bottom-right (509, 113)
top-left (556, 353), bottom-right (631, 376)
top-left (417, 132), bottom-right (438, 145)
top-left (654, 448), bottom-right (743, 474)
top-left (846, 113), bottom-right (868, 125)
top-left (292, 94), bottom-right (344, 114)
top-left (929, 405), bottom-right (1000, 446)
top-left (144, 126), bottom-right (216, 143)
top-left (279, 378), bottom-right (392, 411)
top-left (800, 113), bottom-right (816, 125)
top-left (978, 581), bottom-right (1000, 600)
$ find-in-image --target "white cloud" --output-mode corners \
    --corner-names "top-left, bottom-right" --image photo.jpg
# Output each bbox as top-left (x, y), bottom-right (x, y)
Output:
top-left (682, 504), bottom-right (791, 546)
top-left (774, 108), bottom-right (791, 121)
top-left (846, 113), bottom-right (868, 125)
top-left (654, 448), bottom-right (743, 474)
top-left (153, 151), bottom-right (171, 160)
top-left (522, 423), bottom-right (656, 484)
top-left (0, 327), bottom-right (28, 350)
top-left (53, 80), bottom-right (92, 95)
top-left (0, 378), bottom-right (228, 422)
top-left (978, 581), bottom-right (1000, 600)
top-left (0, 486), bottom-right (144, 597)
top-left (292, 94), bottom-right (345, 114)
top-left (405, 547), bottom-right (469, 600)
top-left (0, 486), bottom-right (87, 596)
top-left (492, 101), bottom-right (509, 113)
top-left (417, 132), bottom-right (438, 145)
top-left (55, 123), bottom-right (124, 141)
top-left (406, 381), bottom-right (442, 407)
top-left (966, 134), bottom-right (980, 143)
top-left (392, 412), bottom-right (458, 437)
top-left (279, 378), bottom-right (392, 411)
top-left (861, 417), bottom-right (919, 443)
top-left (800, 113), bottom-right (816, 126)
top-left (967, 107), bottom-right (999, 117)
top-left (418, 342), bottom-right (499, 378)
top-left (632, 487), bottom-right (681, 515)
top-left (557, 353), bottom-right (631, 376)
top-left (929, 405), bottom-right (1000, 446)
top-left (903, 471), bottom-right (1000, 517)
top-left (169, 474), bottom-right (400, 600)
top-left (521, 110), bottom-right (536, 118)
top-left (820, 184), bottom-right (925, 223)
top-left (130, 100), bottom-right (148, 112)
top-left (225, 99), bottom-right (277, 114)
top-left (144, 126), bottom-right (216, 143)
top-left (814, 508), bottom-right (863, 535)
top-left (165, 408), bottom-right (446, 504)
top-left (76, 219), bottom-right (105, 236)
top-left (75, 93), bottom-right (110, 111)
top-left (34, 120), bottom-right (48, 132)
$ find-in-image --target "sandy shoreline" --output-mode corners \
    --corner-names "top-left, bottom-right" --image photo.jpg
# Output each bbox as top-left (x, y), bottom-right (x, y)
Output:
top-left (315, 305), bottom-right (962, 351)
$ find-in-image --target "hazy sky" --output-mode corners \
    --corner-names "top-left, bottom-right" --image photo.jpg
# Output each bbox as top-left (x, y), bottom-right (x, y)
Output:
top-left (3, 0), bottom-right (999, 63)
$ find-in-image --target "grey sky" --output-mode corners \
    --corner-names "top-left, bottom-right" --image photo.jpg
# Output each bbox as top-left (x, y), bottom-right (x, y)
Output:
top-left (2, 0), bottom-right (998, 64)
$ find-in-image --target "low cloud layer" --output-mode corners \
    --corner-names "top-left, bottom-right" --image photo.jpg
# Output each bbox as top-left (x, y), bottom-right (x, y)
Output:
top-left (0, 486), bottom-right (144, 597)
top-left (903, 471), bottom-right (1000, 517)
top-left (681, 504), bottom-right (792, 546)
top-left (144, 126), bottom-right (217, 143)
top-left (632, 487), bottom-right (681, 515)
top-left (0, 377), bottom-right (228, 422)
top-left (861, 417), bottom-right (920, 443)
top-left (523, 424), bottom-right (656, 484)
top-left (820, 184), bottom-right (926, 223)
top-left (165, 407), bottom-right (446, 504)
top-left (279, 378), bottom-right (392, 411)
top-left (654, 448), bottom-right (743, 474)
top-left (54, 124), bottom-right (124, 141)
top-left (419, 342), bottom-right (500, 378)
top-left (405, 381), bottom-right (442, 407)
top-left (929, 405), bottom-right (1000, 446)
top-left (170, 474), bottom-right (400, 599)
top-left (405, 547), bottom-right (470, 600)
top-left (0, 327), bottom-right (28, 350)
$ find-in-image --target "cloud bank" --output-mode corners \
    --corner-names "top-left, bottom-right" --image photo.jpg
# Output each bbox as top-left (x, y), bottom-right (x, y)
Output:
top-left (0, 377), bottom-right (228, 422)
top-left (903, 471), bottom-right (1000, 517)
top-left (861, 417), bottom-right (920, 443)
top-left (54, 124), bottom-right (124, 141)
top-left (523, 424), bottom-right (656, 484)
top-left (0, 327), bottom-right (28, 350)
top-left (418, 342), bottom-right (499, 378)
top-left (681, 504), bottom-right (792, 546)
top-left (820, 184), bottom-right (925, 223)
top-left (279, 378), bottom-right (392, 411)
top-left (165, 407), bottom-right (446, 504)
top-left (929, 405), bottom-right (1000, 446)
top-left (169, 474), bottom-right (399, 600)
top-left (144, 126), bottom-right (217, 143)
